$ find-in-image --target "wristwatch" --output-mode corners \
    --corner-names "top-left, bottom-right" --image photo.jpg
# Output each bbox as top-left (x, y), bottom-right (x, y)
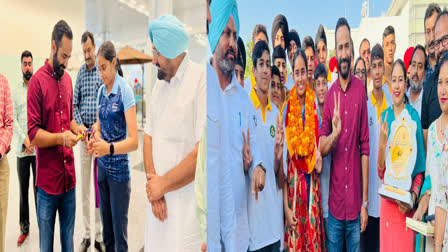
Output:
top-left (258, 162), bottom-right (266, 173)
top-left (362, 201), bottom-right (369, 209)
top-left (109, 143), bottom-right (114, 157)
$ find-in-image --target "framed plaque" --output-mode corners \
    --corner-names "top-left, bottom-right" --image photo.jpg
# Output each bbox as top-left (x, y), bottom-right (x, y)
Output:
top-left (378, 109), bottom-right (417, 208)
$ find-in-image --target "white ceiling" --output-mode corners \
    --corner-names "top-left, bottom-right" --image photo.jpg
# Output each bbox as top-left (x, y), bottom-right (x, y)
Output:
top-left (86, 0), bottom-right (149, 48)
top-left (85, 0), bottom-right (206, 52)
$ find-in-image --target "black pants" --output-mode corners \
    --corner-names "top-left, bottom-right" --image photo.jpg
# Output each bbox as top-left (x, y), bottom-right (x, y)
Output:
top-left (249, 240), bottom-right (280, 252)
top-left (360, 216), bottom-right (380, 252)
top-left (17, 156), bottom-right (36, 235)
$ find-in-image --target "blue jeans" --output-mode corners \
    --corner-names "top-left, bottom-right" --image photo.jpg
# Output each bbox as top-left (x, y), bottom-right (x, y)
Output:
top-left (328, 212), bottom-right (360, 252)
top-left (98, 166), bottom-right (130, 252)
top-left (37, 187), bottom-right (76, 252)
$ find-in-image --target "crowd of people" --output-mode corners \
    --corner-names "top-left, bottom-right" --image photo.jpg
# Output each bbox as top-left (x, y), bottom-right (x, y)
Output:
top-left (207, 0), bottom-right (448, 251)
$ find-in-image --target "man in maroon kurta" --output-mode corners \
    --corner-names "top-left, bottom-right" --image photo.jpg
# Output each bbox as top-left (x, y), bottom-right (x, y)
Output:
top-left (319, 17), bottom-right (370, 252)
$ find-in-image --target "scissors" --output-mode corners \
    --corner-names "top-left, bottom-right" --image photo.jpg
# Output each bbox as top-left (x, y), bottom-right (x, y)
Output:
top-left (77, 128), bottom-right (95, 141)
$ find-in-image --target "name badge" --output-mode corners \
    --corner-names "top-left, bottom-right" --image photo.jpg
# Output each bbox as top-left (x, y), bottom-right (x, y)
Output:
top-left (111, 102), bottom-right (119, 112)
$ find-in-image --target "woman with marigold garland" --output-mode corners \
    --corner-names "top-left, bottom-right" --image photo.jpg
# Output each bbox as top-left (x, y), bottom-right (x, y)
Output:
top-left (282, 48), bottom-right (324, 251)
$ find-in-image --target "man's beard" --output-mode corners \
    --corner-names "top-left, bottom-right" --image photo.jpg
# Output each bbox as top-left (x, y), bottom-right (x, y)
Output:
top-left (85, 57), bottom-right (94, 68)
top-left (53, 48), bottom-right (66, 80)
top-left (156, 63), bottom-right (167, 80)
top-left (23, 71), bottom-right (32, 81)
top-left (157, 70), bottom-right (166, 80)
top-left (337, 56), bottom-right (351, 80)
top-left (217, 47), bottom-right (236, 77)
top-left (409, 77), bottom-right (423, 93)
top-left (428, 42), bottom-right (436, 59)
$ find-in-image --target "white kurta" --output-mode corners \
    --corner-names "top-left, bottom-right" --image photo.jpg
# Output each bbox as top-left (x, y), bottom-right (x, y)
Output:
top-left (223, 75), bottom-right (261, 251)
top-left (144, 55), bottom-right (206, 251)
top-left (206, 62), bottom-right (237, 251)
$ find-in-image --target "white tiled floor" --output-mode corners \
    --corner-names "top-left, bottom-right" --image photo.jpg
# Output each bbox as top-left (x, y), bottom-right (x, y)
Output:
top-left (5, 131), bottom-right (147, 251)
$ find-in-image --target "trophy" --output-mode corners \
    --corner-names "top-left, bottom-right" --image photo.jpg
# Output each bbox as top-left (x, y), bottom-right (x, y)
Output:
top-left (378, 109), bottom-right (417, 209)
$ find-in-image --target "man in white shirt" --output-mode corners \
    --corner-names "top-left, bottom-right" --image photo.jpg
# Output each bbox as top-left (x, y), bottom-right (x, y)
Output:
top-left (205, 0), bottom-right (237, 250)
top-left (407, 45), bottom-right (427, 118)
top-left (247, 40), bottom-right (284, 251)
top-left (209, 1), bottom-right (266, 250)
top-left (144, 15), bottom-right (206, 252)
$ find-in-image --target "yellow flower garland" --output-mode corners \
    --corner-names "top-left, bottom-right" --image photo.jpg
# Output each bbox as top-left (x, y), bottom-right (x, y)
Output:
top-left (286, 85), bottom-right (317, 172)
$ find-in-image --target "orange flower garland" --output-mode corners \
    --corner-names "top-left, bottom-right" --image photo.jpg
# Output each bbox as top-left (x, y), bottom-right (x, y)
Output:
top-left (286, 84), bottom-right (317, 172)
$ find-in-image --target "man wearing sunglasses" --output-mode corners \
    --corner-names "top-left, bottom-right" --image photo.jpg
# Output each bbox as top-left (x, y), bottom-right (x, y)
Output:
top-left (422, 9), bottom-right (448, 146)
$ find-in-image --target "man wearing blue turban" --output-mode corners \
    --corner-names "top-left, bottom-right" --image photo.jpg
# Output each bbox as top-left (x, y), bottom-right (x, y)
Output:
top-left (144, 14), bottom-right (206, 252)
top-left (205, 0), bottom-right (238, 251)
top-left (208, 0), bottom-right (240, 54)
top-left (148, 15), bottom-right (190, 60)
top-left (209, 0), bottom-right (267, 251)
